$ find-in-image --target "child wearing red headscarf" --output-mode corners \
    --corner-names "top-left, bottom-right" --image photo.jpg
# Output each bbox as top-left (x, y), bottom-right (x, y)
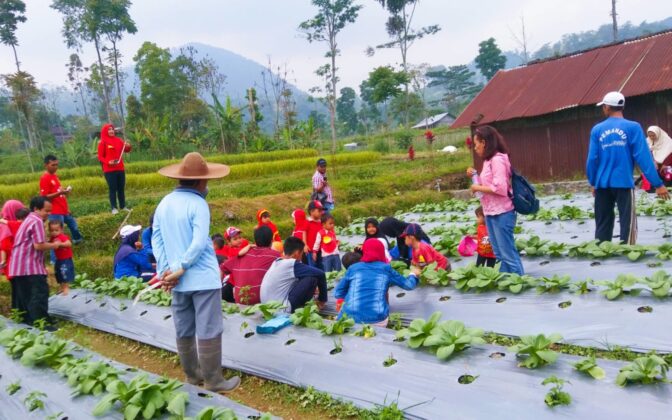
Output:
top-left (0, 201), bottom-right (28, 280)
top-left (256, 209), bottom-right (281, 243)
top-left (291, 209), bottom-right (308, 240)
top-left (97, 124), bottom-right (132, 214)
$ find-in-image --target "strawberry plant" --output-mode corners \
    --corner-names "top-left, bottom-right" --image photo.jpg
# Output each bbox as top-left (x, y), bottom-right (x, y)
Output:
top-left (321, 313), bottom-right (355, 335)
top-left (542, 376), bottom-right (571, 407)
top-left (395, 312), bottom-right (442, 348)
top-left (615, 354), bottom-right (669, 387)
top-left (58, 358), bottom-right (122, 396)
top-left (536, 275), bottom-right (572, 294)
top-left (93, 374), bottom-right (189, 420)
top-left (572, 355), bottom-right (606, 380)
top-left (23, 390), bottom-right (47, 412)
top-left (498, 274), bottom-right (538, 294)
top-left (596, 274), bottom-right (641, 300)
top-left (642, 271), bottom-right (672, 298)
top-left (508, 333), bottom-right (562, 369)
top-left (422, 320), bottom-right (485, 360)
top-left (290, 302), bottom-right (325, 330)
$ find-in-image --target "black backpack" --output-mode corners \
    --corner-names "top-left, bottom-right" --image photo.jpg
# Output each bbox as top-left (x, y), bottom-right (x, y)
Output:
top-left (509, 169), bottom-right (539, 215)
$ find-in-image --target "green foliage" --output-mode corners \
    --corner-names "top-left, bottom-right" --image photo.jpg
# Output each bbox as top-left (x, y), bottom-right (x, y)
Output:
top-left (6, 380), bottom-right (21, 395)
top-left (572, 355), bottom-right (606, 380)
top-left (239, 301), bottom-right (286, 320)
top-left (449, 263), bottom-right (505, 293)
top-left (425, 65), bottom-right (481, 115)
top-left (0, 0), bottom-right (27, 49)
top-left (508, 333), bottom-right (562, 369)
top-left (656, 243), bottom-right (672, 260)
top-left (422, 320), bottom-right (485, 360)
top-left (58, 357), bottom-right (122, 396)
top-left (395, 312), bottom-right (442, 348)
top-left (289, 302), bottom-right (325, 330)
top-left (321, 313), bottom-right (355, 336)
top-left (642, 271), bottom-right (672, 298)
top-left (353, 325), bottom-right (377, 339)
top-left (361, 66), bottom-right (410, 105)
top-left (188, 406), bottom-right (239, 420)
top-left (475, 37), bottom-right (506, 80)
top-left (515, 236), bottom-right (566, 257)
top-left (221, 302), bottom-right (240, 314)
top-left (23, 390), bottom-right (47, 412)
top-left (615, 354), bottom-right (669, 387)
top-left (596, 274), bottom-right (641, 300)
top-left (498, 274), bottom-right (538, 294)
top-left (336, 87), bottom-right (358, 135)
top-left (569, 279), bottom-right (593, 295)
top-left (542, 376), bottom-right (571, 407)
top-left (393, 129), bottom-right (414, 149)
top-left (417, 262), bottom-right (451, 287)
top-left (536, 275), bottom-right (572, 294)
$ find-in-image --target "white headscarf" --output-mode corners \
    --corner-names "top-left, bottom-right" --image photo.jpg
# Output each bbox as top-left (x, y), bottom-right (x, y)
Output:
top-left (646, 126), bottom-right (672, 165)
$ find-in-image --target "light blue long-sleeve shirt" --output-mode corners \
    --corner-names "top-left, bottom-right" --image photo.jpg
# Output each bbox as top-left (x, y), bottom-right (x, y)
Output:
top-left (152, 188), bottom-right (221, 292)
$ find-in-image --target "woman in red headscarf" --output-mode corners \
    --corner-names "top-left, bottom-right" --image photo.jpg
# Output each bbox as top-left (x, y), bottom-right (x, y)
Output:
top-left (97, 124), bottom-right (132, 214)
top-left (256, 209), bottom-right (281, 243)
top-left (334, 239), bottom-right (421, 326)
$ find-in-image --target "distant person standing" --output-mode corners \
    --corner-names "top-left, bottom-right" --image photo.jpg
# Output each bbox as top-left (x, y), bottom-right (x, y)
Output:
top-left (40, 155), bottom-right (83, 247)
top-left (98, 124), bottom-right (132, 214)
top-left (312, 158), bottom-right (334, 212)
top-left (587, 92), bottom-right (670, 244)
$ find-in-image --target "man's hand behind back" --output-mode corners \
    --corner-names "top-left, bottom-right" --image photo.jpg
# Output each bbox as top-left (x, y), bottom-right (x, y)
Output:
top-left (656, 186), bottom-right (670, 201)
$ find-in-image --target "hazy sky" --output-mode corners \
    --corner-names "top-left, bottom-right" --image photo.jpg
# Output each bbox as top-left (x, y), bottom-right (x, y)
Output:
top-left (2, 0), bottom-right (671, 92)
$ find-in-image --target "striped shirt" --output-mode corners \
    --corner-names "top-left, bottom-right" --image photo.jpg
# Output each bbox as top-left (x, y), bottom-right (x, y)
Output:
top-left (9, 213), bottom-right (47, 277)
top-left (312, 170), bottom-right (333, 203)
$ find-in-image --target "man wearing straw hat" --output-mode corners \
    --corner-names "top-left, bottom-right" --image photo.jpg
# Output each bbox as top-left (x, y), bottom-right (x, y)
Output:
top-left (152, 152), bottom-right (240, 393)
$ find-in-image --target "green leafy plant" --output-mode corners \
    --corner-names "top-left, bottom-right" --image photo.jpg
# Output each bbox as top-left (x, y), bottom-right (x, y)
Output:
top-left (58, 357), bottom-right (122, 396)
top-left (353, 325), bottom-right (377, 338)
top-left (257, 301), bottom-right (286, 320)
top-left (93, 374), bottom-right (188, 420)
top-left (19, 335), bottom-right (72, 368)
top-left (449, 263), bottom-right (504, 292)
top-left (542, 376), bottom-right (571, 407)
top-left (418, 262), bottom-right (451, 287)
top-left (569, 279), bottom-right (593, 295)
top-left (615, 354), bottom-right (669, 387)
top-left (6, 380), bottom-right (21, 395)
top-left (321, 313), bottom-right (355, 336)
top-left (240, 305), bottom-right (260, 316)
top-left (572, 355), bottom-right (606, 380)
top-left (188, 406), bottom-right (239, 420)
top-left (23, 390), bottom-right (47, 412)
top-left (422, 320), bottom-right (485, 360)
top-left (656, 243), bottom-right (672, 260)
top-left (642, 271), bottom-right (672, 299)
top-left (221, 302), bottom-right (240, 314)
top-left (536, 275), bottom-right (572, 294)
top-left (498, 274), bottom-right (538, 294)
top-left (390, 260), bottom-right (408, 275)
top-left (596, 274), bottom-right (641, 300)
top-left (395, 312), bottom-right (442, 348)
top-left (289, 302), bottom-right (325, 330)
top-left (508, 334), bottom-right (562, 369)
top-left (388, 312), bottom-right (403, 331)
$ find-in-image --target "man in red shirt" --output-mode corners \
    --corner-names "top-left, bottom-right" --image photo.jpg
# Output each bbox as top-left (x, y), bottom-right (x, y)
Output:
top-left (40, 155), bottom-right (83, 246)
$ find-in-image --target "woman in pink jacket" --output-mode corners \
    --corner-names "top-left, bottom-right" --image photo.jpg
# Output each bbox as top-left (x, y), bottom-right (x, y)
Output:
top-left (466, 126), bottom-right (524, 275)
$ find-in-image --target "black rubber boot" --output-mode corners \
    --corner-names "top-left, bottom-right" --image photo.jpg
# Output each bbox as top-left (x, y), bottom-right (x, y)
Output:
top-left (176, 336), bottom-right (204, 385)
top-left (198, 335), bottom-right (240, 393)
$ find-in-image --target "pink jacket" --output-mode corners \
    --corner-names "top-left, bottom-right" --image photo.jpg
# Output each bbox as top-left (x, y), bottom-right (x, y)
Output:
top-left (478, 153), bottom-right (514, 216)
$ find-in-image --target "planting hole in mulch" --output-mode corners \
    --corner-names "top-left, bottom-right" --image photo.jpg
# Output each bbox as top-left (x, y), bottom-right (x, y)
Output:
top-left (244, 332), bottom-right (255, 338)
top-left (590, 261), bottom-right (601, 267)
top-left (458, 374), bottom-right (477, 384)
top-left (558, 301), bottom-right (572, 309)
top-left (393, 336), bottom-right (406, 343)
top-left (383, 357), bottom-right (397, 367)
top-left (489, 352), bottom-right (505, 359)
top-left (330, 347), bottom-right (342, 355)
top-left (648, 262), bottom-right (663, 268)
top-left (285, 339), bottom-right (296, 346)
top-left (197, 392), bottom-right (213, 398)
top-left (439, 295), bottom-right (451, 302)
top-left (163, 314), bottom-right (172, 320)
top-left (139, 310), bottom-right (148, 316)
top-left (99, 302), bottom-right (106, 308)
top-left (125, 367), bottom-right (137, 372)
top-left (71, 294), bottom-right (78, 299)
top-left (539, 260), bottom-right (550, 266)
top-left (496, 297), bottom-right (507, 303)
top-left (578, 221), bottom-right (585, 225)
top-left (638, 306), bottom-right (653, 313)
top-left (85, 299), bottom-right (92, 304)
top-left (571, 235), bottom-right (578, 239)
top-left (396, 292), bottom-right (406, 298)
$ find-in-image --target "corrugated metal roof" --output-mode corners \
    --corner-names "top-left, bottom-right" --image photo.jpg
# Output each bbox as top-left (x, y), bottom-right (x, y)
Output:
top-left (411, 112), bottom-right (454, 129)
top-left (453, 30), bottom-right (672, 127)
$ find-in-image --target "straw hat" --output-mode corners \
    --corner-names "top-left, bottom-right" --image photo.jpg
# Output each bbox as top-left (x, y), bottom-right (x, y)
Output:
top-left (158, 152), bottom-right (230, 179)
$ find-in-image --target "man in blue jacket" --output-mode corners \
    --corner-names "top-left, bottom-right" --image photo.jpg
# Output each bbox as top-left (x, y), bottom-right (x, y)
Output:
top-left (586, 91), bottom-right (670, 244)
top-left (153, 152), bottom-right (239, 394)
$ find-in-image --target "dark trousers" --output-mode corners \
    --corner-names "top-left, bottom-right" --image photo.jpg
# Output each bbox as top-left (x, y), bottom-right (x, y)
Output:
top-left (476, 255), bottom-right (497, 268)
top-left (12, 275), bottom-right (51, 326)
top-left (288, 276), bottom-right (319, 313)
top-left (594, 188), bottom-right (637, 244)
top-left (221, 283), bottom-right (235, 303)
top-left (104, 170), bottom-right (126, 210)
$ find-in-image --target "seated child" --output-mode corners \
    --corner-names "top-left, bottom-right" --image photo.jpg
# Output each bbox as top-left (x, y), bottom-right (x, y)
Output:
top-left (313, 213), bottom-right (341, 272)
top-left (402, 223), bottom-right (449, 271)
top-left (356, 217), bottom-right (391, 262)
top-left (291, 209), bottom-right (308, 240)
top-left (49, 220), bottom-right (75, 295)
top-left (212, 233), bottom-right (226, 264)
top-left (474, 206), bottom-right (496, 267)
top-left (257, 209), bottom-right (281, 243)
top-left (304, 200), bottom-right (324, 268)
top-left (220, 227), bottom-right (252, 259)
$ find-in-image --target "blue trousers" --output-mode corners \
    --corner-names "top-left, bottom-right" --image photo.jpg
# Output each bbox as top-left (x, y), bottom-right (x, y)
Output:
top-left (322, 254), bottom-right (342, 273)
top-left (485, 210), bottom-right (524, 275)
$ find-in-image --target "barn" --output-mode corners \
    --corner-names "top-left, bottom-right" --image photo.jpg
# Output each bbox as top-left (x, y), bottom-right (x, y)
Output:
top-left (452, 30), bottom-right (672, 181)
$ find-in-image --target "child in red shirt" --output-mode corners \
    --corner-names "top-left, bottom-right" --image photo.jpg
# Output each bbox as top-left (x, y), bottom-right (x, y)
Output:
top-left (304, 200), bottom-right (324, 268)
top-left (313, 213), bottom-right (341, 272)
top-left (291, 209), bottom-right (308, 240)
top-left (256, 209), bottom-right (281, 243)
top-left (0, 206), bottom-right (29, 280)
top-left (403, 223), bottom-right (449, 271)
top-left (474, 206), bottom-right (497, 267)
top-left (221, 227), bottom-right (252, 259)
top-left (49, 220), bottom-right (74, 295)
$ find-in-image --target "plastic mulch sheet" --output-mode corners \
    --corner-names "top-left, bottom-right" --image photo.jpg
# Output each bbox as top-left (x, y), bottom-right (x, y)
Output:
top-left (49, 294), bottom-right (672, 419)
top-left (0, 319), bottom-right (268, 420)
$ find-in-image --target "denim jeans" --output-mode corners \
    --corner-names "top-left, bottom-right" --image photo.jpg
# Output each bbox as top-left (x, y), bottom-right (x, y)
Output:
top-left (485, 210), bottom-right (524, 275)
top-left (324, 202), bottom-right (335, 214)
top-left (321, 254), bottom-right (342, 273)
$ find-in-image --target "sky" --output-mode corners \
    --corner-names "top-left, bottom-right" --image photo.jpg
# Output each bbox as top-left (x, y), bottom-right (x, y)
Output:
top-left (2, 0), bottom-right (671, 93)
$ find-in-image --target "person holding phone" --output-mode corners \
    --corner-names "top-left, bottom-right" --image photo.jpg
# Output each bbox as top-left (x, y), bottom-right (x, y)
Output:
top-left (97, 124), bottom-right (132, 214)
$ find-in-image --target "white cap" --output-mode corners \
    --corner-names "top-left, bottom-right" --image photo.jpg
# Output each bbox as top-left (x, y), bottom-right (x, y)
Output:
top-left (597, 91), bottom-right (625, 107)
top-left (120, 225), bottom-right (142, 238)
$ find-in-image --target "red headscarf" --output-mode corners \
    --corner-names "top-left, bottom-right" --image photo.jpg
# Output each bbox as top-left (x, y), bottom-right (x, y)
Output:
top-left (291, 208), bottom-right (307, 239)
top-left (256, 208), bottom-right (281, 242)
top-left (360, 238), bottom-right (387, 263)
top-left (0, 200), bottom-right (24, 242)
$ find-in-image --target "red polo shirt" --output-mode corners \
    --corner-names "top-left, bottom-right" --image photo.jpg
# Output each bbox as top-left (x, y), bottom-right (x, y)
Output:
top-left (39, 172), bottom-right (69, 215)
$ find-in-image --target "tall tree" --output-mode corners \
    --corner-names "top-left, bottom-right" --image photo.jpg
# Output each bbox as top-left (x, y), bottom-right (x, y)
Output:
top-left (374, 0), bottom-right (440, 125)
top-left (259, 59), bottom-right (292, 139)
top-left (244, 87), bottom-right (263, 151)
top-left (336, 86), bottom-right (357, 135)
top-left (426, 65), bottom-right (482, 113)
top-left (3, 71), bottom-right (42, 152)
top-left (475, 38), bottom-right (506, 80)
top-left (611, 0), bottom-right (618, 41)
top-left (360, 66), bottom-right (409, 127)
top-left (66, 53), bottom-right (90, 120)
top-left (299, 0), bottom-right (362, 154)
top-left (0, 0), bottom-right (27, 72)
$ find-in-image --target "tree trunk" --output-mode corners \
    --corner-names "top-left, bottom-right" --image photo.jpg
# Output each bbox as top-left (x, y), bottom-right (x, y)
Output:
top-left (611, 0), bottom-right (618, 41)
top-left (78, 87), bottom-right (90, 121)
top-left (11, 44), bottom-right (21, 72)
top-left (111, 40), bottom-right (126, 134)
top-left (329, 43), bottom-right (338, 155)
top-left (94, 37), bottom-right (114, 123)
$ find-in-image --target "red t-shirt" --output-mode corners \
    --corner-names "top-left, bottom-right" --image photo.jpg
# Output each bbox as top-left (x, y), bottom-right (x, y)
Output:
top-left (221, 247), bottom-right (280, 304)
top-left (412, 242), bottom-right (448, 270)
top-left (477, 224), bottom-right (496, 258)
top-left (305, 218), bottom-right (323, 251)
top-left (51, 233), bottom-right (73, 260)
top-left (219, 239), bottom-right (250, 259)
top-left (40, 172), bottom-right (69, 215)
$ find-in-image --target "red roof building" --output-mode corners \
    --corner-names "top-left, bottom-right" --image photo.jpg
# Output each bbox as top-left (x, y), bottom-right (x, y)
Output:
top-left (453, 30), bottom-right (672, 180)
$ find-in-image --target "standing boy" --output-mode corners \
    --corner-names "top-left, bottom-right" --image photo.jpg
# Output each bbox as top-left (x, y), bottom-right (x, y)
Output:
top-left (49, 220), bottom-right (74, 295)
top-left (40, 155), bottom-right (83, 245)
top-left (587, 91), bottom-right (669, 244)
top-left (313, 213), bottom-right (341, 272)
top-left (303, 200), bottom-right (324, 268)
top-left (10, 197), bottom-right (62, 329)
